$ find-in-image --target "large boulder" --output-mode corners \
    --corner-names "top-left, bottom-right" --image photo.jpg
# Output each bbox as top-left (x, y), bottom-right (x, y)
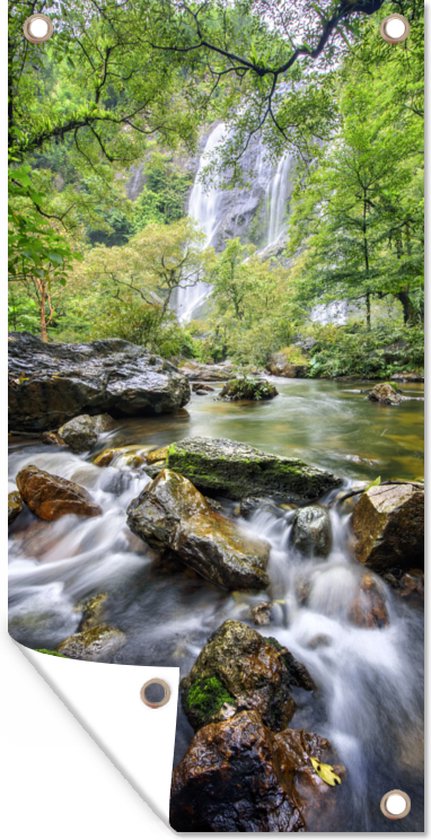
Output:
top-left (219, 377), bottom-right (278, 401)
top-left (351, 482), bottom-right (424, 572)
top-left (58, 413), bottom-right (115, 452)
top-left (170, 710), bottom-right (344, 832)
top-left (367, 382), bottom-right (402, 405)
top-left (127, 470), bottom-right (270, 590)
top-left (290, 505), bottom-right (332, 557)
top-left (16, 465), bottom-right (102, 521)
top-left (8, 332), bottom-right (191, 432)
top-left (166, 437), bottom-right (340, 501)
top-left (181, 619), bottom-right (314, 731)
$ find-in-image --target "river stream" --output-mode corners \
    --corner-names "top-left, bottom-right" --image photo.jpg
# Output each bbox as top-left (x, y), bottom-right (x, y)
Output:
top-left (8, 378), bottom-right (424, 831)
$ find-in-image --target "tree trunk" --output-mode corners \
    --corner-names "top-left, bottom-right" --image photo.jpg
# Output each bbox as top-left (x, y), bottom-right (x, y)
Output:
top-left (35, 278), bottom-right (49, 342)
top-left (363, 192), bottom-right (371, 330)
top-left (396, 290), bottom-right (414, 326)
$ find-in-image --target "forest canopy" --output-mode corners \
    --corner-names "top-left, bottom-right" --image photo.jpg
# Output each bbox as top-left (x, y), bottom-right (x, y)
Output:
top-left (8, 0), bottom-right (424, 378)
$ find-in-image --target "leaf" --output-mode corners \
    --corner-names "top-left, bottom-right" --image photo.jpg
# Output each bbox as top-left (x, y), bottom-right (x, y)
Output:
top-left (310, 757), bottom-right (342, 786)
top-left (365, 476), bottom-right (381, 491)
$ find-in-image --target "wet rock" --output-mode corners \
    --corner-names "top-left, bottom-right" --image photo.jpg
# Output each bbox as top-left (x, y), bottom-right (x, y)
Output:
top-left (192, 382), bottom-right (215, 393)
top-left (181, 619), bottom-right (314, 731)
top-left (348, 573), bottom-right (390, 629)
top-left (127, 470), bottom-right (270, 591)
top-left (58, 413), bottom-right (115, 452)
top-left (76, 593), bottom-right (108, 631)
top-left (8, 490), bottom-right (23, 525)
top-left (367, 382), bottom-right (402, 405)
top-left (170, 710), bottom-right (344, 832)
top-left (58, 624), bottom-right (126, 661)
top-left (351, 482), bottom-right (424, 572)
top-left (290, 505), bottom-right (332, 557)
top-left (93, 444), bottom-right (151, 468)
top-left (250, 602), bottom-right (272, 625)
top-left (16, 464), bottom-right (102, 521)
top-left (41, 431), bottom-right (65, 446)
top-left (166, 437), bottom-right (340, 501)
top-left (180, 361), bottom-right (237, 381)
top-left (8, 332), bottom-right (191, 432)
top-left (219, 377), bottom-right (278, 401)
top-left (145, 445), bottom-right (169, 464)
top-left (399, 569), bottom-right (424, 599)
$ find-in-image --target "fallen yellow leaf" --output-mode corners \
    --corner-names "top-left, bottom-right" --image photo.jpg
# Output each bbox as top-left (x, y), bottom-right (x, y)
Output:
top-left (310, 756), bottom-right (342, 786)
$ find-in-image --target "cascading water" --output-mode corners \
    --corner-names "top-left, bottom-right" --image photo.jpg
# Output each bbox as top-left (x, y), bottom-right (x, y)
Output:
top-left (265, 154), bottom-right (293, 246)
top-left (175, 123), bottom-right (228, 323)
top-left (174, 124), bottom-right (295, 323)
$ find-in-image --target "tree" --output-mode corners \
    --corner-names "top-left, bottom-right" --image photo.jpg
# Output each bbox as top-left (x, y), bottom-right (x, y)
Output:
top-left (286, 5), bottom-right (423, 327)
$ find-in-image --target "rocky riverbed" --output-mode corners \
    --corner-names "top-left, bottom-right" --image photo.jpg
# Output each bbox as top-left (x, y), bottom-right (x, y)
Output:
top-left (8, 339), bottom-right (424, 832)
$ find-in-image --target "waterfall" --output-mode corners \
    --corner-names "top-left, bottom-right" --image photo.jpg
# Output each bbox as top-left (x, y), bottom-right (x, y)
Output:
top-left (174, 124), bottom-right (294, 323)
top-left (175, 123), bottom-right (227, 324)
top-left (265, 154), bottom-right (293, 246)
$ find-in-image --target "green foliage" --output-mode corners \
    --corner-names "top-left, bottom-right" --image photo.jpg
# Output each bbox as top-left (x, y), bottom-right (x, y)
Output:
top-left (131, 153), bottom-right (192, 231)
top-left (307, 324), bottom-right (424, 379)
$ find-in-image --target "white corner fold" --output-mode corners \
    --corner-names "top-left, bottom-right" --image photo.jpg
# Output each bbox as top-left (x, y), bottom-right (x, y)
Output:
top-left (19, 643), bottom-right (180, 827)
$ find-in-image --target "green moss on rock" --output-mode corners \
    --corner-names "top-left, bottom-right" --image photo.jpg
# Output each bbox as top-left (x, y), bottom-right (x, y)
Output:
top-left (184, 676), bottom-right (236, 729)
top-left (36, 648), bottom-right (66, 657)
top-left (167, 437), bottom-right (340, 501)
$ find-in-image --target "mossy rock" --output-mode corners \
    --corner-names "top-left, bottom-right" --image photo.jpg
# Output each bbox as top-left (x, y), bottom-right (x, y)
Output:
top-left (183, 676), bottom-right (236, 730)
top-left (181, 619), bottom-right (314, 732)
top-left (219, 377), bottom-right (278, 402)
top-left (167, 437), bottom-right (340, 502)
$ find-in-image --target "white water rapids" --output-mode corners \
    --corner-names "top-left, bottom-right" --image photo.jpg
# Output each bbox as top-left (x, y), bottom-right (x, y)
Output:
top-left (8, 405), bottom-right (423, 830)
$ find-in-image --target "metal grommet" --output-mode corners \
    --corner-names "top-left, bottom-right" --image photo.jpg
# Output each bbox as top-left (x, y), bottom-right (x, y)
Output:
top-left (140, 679), bottom-right (171, 709)
top-left (380, 789), bottom-right (411, 820)
top-left (380, 14), bottom-right (410, 44)
top-left (23, 14), bottom-right (54, 44)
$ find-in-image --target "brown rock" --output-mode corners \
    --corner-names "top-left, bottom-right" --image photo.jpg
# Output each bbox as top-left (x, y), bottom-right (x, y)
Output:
top-left (16, 464), bottom-right (102, 521)
top-left (250, 602), bottom-right (272, 625)
top-left (348, 573), bottom-right (390, 628)
top-left (267, 350), bottom-right (308, 378)
top-left (351, 482), bottom-right (424, 572)
top-left (170, 710), bottom-right (344, 832)
top-left (181, 619), bottom-right (314, 731)
top-left (127, 470), bottom-right (270, 591)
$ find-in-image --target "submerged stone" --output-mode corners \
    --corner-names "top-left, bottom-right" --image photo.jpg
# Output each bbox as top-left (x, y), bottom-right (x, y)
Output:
top-left (127, 470), bottom-right (270, 591)
top-left (181, 619), bottom-right (314, 732)
top-left (166, 436), bottom-right (340, 501)
top-left (290, 505), bottom-right (332, 557)
top-left (367, 382), bottom-right (402, 405)
top-left (170, 710), bottom-right (344, 832)
top-left (16, 464), bottom-right (102, 521)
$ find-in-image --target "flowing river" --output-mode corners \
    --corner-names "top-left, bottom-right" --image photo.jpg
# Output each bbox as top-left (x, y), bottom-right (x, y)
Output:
top-left (8, 378), bottom-right (424, 831)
